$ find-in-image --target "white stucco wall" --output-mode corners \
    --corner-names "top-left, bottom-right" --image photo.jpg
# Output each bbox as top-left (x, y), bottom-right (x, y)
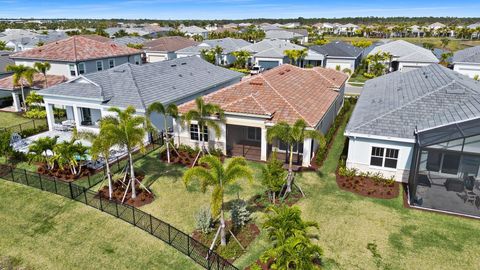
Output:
top-left (398, 61), bottom-right (434, 72)
top-left (145, 52), bottom-right (176, 62)
top-left (325, 58), bottom-right (355, 71)
top-left (346, 136), bottom-right (415, 182)
top-left (453, 63), bottom-right (480, 79)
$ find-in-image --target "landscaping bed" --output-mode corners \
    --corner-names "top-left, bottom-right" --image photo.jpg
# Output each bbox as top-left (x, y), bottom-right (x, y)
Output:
top-left (250, 188), bottom-right (302, 211)
top-left (336, 173), bottom-right (399, 199)
top-left (192, 220), bottom-right (260, 262)
top-left (97, 171), bottom-right (155, 207)
top-left (159, 147), bottom-right (225, 167)
top-left (37, 165), bottom-right (93, 182)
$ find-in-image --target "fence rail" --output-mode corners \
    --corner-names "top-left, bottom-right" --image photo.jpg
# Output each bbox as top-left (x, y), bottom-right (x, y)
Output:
top-left (0, 164), bottom-right (238, 270)
top-left (1, 118), bottom-right (48, 135)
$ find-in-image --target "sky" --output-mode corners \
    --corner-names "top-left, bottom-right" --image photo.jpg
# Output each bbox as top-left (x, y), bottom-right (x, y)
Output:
top-left (1, 0), bottom-right (480, 20)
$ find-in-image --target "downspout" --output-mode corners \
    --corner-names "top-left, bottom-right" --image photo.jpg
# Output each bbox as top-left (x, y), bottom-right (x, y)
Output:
top-left (408, 126), bottom-right (421, 206)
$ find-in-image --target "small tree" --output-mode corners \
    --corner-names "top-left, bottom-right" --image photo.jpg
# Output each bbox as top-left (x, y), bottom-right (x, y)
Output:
top-left (28, 136), bottom-right (58, 169)
top-left (0, 130), bottom-right (13, 161)
top-left (5, 64), bottom-right (36, 111)
top-left (195, 206), bottom-right (213, 234)
top-left (146, 102), bottom-right (179, 163)
top-left (231, 199), bottom-right (251, 230)
top-left (33, 62), bottom-right (51, 88)
top-left (232, 50), bottom-right (251, 68)
top-left (200, 49), bottom-right (216, 64)
top-left (213, 45), bottom-right (224, 66)
top-left (261, 151), bottom-right (287, 203)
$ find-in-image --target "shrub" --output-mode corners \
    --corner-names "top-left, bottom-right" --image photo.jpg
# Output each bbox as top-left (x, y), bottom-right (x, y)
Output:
top-left (363, 72), bottom-right (376, 79)
top-left (19, 125), bottom-right (48, 138)
top-left (342, 68), bottom-right (352, 75)
top-left (231, 199), bottom-right (251, 230)
top-left (25, 108), bottom-right (47, 119)
top-left (195, 206), bottom-right (212, 234)
top-left (335, 65), bottom-right (341, 71)
top-left (229, 67), bottom-right (250, 74)
top-left (474, 74), bottom-right (479, 81)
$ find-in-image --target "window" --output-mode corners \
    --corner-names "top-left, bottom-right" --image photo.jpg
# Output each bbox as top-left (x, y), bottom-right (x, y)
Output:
top-left (247, 127), bottom-right (261, 141)
top-left (69, 64), bottom-right (76, 76)
top-left (108, 59), bottom-right (115, 68)
top-left (190, 124), bottom-right (208, 142)
top-left (370, 147), bottom-right (399, 168)
top-left (278, 141), bottom-right (303, 153)
top-left (134, 55), bottom-right (141, 65)
top-left (78, 63), bottom-right (86, 74)
top-left (96, 61), bottom-right (103, 71)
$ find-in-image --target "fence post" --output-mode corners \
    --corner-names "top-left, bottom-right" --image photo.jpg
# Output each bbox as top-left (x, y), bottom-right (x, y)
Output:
top-left (83, 187), bottom-right (88, 204)
top-left (19, 123), bottom-right (23, 134)
top-left (99, 195), bottom-right (103, 211)
top-left (10, 166), bottom-right (15, 182)
top-left (38, 173), bottom-right (43, 190)
top-left (87, 174), bottom-right (91, 188)
top-left (149, 214), bottom-right (153, 234)
top-left (68, 182), bottom-right (74, 199)
top-left (54, 178), bottom-right (58, 194)
top-left (24, 169), bottom-right (29, 185)
top-left (115, 201), bottom-right (119, 217)
top-left (168, 224), bottom-right (171, 244)
top-left (33, 119), bottom-right (36, 129)
top-left (187, 237), bottom-right (190, 256)
top-left (132, 206), bottom-right (136, 225)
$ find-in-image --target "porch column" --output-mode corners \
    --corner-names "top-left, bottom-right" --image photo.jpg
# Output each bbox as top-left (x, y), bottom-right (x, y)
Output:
top-left (261, 127), bottom-right (267, 161)
top-left (73, 105), bottom-right (81, 129)
top-left (302, 138), bottom-right (313, 167)
top-left (45, 103), bottom-right (55, 131)
top-left (11, 93), bottom-right (21, 112)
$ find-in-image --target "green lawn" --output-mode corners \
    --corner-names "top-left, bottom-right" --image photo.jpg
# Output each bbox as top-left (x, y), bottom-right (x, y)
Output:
top-left (348, 73), bottom-right (369, 84)
top-left (0, 112), bottom-right (32, 128)
top-left (0, 180), bottom-right (201, 270)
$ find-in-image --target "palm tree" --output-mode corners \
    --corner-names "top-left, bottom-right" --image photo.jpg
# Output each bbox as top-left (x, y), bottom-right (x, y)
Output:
top-left (267, 119), bottom-right (325, 195)
top-left (79, 128), bottom-right (116, 199)
top-left (146, 102), bottom-right (179, 163)
top-left (232, 50), bottom-right (251, 68)
top-left (440, 37), bottom-right (450, 49)
top-left (182, 97), bottom-right (224, 166)
top-left (101, 106), bottom-right (147, 200)
top-left (283, 49), bottom-right (308, 67)
top-left (213, 45), bottom-right (224, 66)
top-left (52, 141), bottom-right (87, 175)
top-left (0, 41), bottom-right (12, 51)
top-left (183, 155), bottom-right (253, 246)
top-left (5, 64), bottom-right (36, 111)
top-left (28, 136), bottom-right (58, 169)
top-left (261, 151), bottom-right (287, 203)
top-left (33, 62), bottom-right (51, 88)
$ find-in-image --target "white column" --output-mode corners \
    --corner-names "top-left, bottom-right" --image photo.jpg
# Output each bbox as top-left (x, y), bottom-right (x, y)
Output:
top-left (45, 103), bottom-right (55, 131)
top-left (11, 93), bottom-right (21, 112)
top-left (73, 106), bottom-right (81, 129)
top-left (261, 127), bottom-right (267, 161)
top-left (302, 138), bottom-right (313, 167)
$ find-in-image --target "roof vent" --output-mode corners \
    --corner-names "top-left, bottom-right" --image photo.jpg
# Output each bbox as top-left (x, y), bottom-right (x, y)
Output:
top-left (181, 62), bottom-right (187, 65)
top-left (171, 64), bottom-right (177, 67)
top-left (285, 68), bottom-right (291, 72)
top-left (250, 81), bottom-right (263, 86)
top-left (179, 74), bottom-right (183, 77)
top-left (279, 71), bottom-right (285, 75)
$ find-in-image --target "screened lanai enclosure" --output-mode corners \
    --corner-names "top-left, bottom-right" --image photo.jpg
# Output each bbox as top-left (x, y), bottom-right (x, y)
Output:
top-left (409, 118), bottom-right (480, 217)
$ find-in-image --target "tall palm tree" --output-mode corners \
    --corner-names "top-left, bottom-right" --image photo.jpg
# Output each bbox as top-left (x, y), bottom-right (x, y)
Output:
top-left (267, 119), bottom-right (325, 194)
top-left (28, 136), bottom-right (58, 169)
top-left (232, 50), bottom-right (251, 68)
top-left (102, 106), bottom-right (147, 199)
top-left (5, 64), bottom-right (36, 111)
top-left (184, 155), bottom-right (253, 246)
top-left (182, 97), bottom-right (224, 166)
top-left (213, 45), bottom-right (224, 66)
top-left (33, 62), bottom-right (51, 88)
top-left (146, 102), bottom-right (179, 163)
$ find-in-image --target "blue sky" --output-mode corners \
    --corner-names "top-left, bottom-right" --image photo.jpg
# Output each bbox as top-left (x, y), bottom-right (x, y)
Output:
top-left (1, 0), bottom-right (480, 19)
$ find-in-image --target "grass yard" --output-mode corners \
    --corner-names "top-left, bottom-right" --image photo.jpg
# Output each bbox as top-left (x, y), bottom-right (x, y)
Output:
top-left (0, 180), bottom-right (201, 270)
top-left (0, 111), bottom-right (33, 129)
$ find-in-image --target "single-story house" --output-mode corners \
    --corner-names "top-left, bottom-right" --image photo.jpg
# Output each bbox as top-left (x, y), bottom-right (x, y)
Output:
top-left (175, 64), bottom-right (348, 167)
top-left (0, 50), bottom-right (14, 80)
top-left (143, 36), bottom-right (198, 62)
top-left (368, 40), bottom-right (439, 72)
top-left (452, 46), bottom-right (480, 79)
top-left (179, 26), bottom-right (209, 39)
top-left (310, 41), bottom-right (363, 71)
top-left (345, 64), bottom-right (480, 217)
top-left (242, 39), bottom-right (324, 69)
top-left (176, 38), bottom-right (251, 66)
top-left (10, 35), bottom-right (142, 79)
top-left (37, 56), bottom-right (242, 133)
top-left (112, 36), bottom-right (147, 46)
top-left (265, 29), bottom-right (308, 44)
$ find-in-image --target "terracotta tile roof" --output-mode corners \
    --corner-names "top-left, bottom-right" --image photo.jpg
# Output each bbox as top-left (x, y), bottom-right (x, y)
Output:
top-left (10, 35), bottom-right (140, 62)
top-left (178, 64), bottom-right (348, 127)
top-left (0, 73), bottom-right (66, 91)
top-left (144, 36), bottom-right (198, 52)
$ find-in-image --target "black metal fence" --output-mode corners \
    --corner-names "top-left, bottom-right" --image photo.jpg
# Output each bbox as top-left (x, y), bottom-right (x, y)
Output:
top-left (2, 118), bottom-right (48, 135)
top-left (0, 164), bottom-right (237, 270)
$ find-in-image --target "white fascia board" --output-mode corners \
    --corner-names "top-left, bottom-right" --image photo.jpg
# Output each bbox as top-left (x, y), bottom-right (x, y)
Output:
top-left (344, 131), bottom-right (416, 144)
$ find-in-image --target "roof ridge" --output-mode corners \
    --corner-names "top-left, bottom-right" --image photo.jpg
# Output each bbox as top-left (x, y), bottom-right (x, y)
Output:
top-left (250, 93), bottom-right (271, 115)
top-left (310, 68), bottom-right (343, 87)
top-left (72, 36), bottom-right (78, 62)
top-left (223, 93), bottom-right (271, 115)
top-left (126, 64), bottom-right (147, 109)
top-left (350, 80), bottom-right (457, 132)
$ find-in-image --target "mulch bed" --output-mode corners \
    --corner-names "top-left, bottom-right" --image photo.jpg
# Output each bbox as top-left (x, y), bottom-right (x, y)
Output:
top-left (37, 165), bottom-right (93, 182)
top-left (192, 220), bottom-right (260, 262)
top-left (250, 188), bottom-right (303, 211)
top-left (160, 149), bottom-right (225, 167)
top-left (336, 173), bottom-right (399, 199)
top-left (97, 172), bottom-right (155, 207)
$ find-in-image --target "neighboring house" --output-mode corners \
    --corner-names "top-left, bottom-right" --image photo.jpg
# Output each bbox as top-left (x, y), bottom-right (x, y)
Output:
top-left (345, 64), bottom-right (480, 218)
top-left (337, 23), bottom-right (359, 35)
top-left (314, 22), bottom-right (334, 34)
top-left (310, 40), bottom-right (363, 70)
top-left (368, 40), bottom-right (439, 72)
top-left (105, 27), bottom-right (150, 38)
top-left (0, 29), bottom-right (39, 51)
top-left (144, 36), bottom-right (198, 62)
top-left (409, 25), bottom-right (425, 37)
top-left (10, 35), bottom-right (142, 79)
top-left (112, 36), bottom-right (147, 46)
top-left (265, 29), bottom-right (308, 44)
top-left (468, 22), bottom-right (480, 39)
top-left (452, 46), bottom-right (480, 79)
top-left (175, 64), bottom-right (348, 167)
top-left (179, 26), bottom-right (209, 39)
top-left (38, 57), bottom-right (242, 133)
top-left (0, 51), bottom-right (14, 79)
top-left (242, 39), bottom-right (324, 69)
top-left (176, 38), bottom-right (251, 66)
top-left (282, 22), bottom-right (300, 29)
top-left (0, 73), bottom-right (66, 111)
top-left (428, 22), bottom-right (447, 35)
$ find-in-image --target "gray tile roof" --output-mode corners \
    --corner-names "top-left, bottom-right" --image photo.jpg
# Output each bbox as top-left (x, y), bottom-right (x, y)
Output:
top-left (39, 56), bottom-right (243, 110)
top-left (265, 30), bottom-right (304, 40)
top-left (112, 36), bottom-right (147, 46)
top-left (310, 41), bottom-right (362, 58)
top-left (0, 51), bottom-right (14, 75)
top-left (176, 38), bottom-right (251, 55)
top-left (369, 40), bottom-right (439, 63)
top-left (242, 39), bottom-right (306, 57)
top-left (180, 26), bottom-right (208, 34)
top-left (452, 46), bottom-right (480, 63)
top-left (346, 64), bottom-right (480, 140)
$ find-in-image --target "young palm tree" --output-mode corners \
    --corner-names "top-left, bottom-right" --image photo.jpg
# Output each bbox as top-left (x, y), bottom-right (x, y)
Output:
top-left (182, 97), bottom-right (224, 166)
top-left (28, 136), bottom-right (58, 169)
top-left (267, 119), bottom-right (325, 194)
top-left (261, 151), bottom-right (287, 204)
top-left (5, 64), bottom-right (36, 111)
top-left (232, 50), bottom-right (251, 68)
top-left (102, 106), bottom-right (147, 199)
top-left (183, 155), bottom-right (253, 246)
top-left (146, 102), bottom-right (179, 163)
top-left (33, 62), bottom-right (51, 88)
top-left (213, 45), bottom-right (224, 66)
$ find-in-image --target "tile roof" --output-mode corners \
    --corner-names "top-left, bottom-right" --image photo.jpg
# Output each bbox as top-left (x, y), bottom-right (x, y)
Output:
top-left (346, 64), bottom-right (480, 140)
top-left (265, 30), bottom-right (304, 40)
top-left (112, 36), bottom-right (147, 46)
top-left (310, 40), bottom-right (362, 58)
top-left (0, 73), bottom-right (66, 91)
top-left (39, 56), bottom-right (243, 110)
top-left (176, 38), bottom-right (251, 54)
top-left (144, 36), bottom-right (198, 52)
top-left (10, 35), bottom-right (140, 62)
top-left (178, 64), bottom-right (348, 127)
top-left (452, 46), bottom-right (480, 63)
top-left (368, 40), bottom-right (439, 63)
top-left (0, 51), bottom-right (14, 75)
top-left (242, 39), bottom-right (306, 58)
top-left (180, 26), bottom-right (208, 34)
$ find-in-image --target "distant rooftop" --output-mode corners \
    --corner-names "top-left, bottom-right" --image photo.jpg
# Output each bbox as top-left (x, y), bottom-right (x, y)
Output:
top-left (452, 46), bottom-right (480, 64)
